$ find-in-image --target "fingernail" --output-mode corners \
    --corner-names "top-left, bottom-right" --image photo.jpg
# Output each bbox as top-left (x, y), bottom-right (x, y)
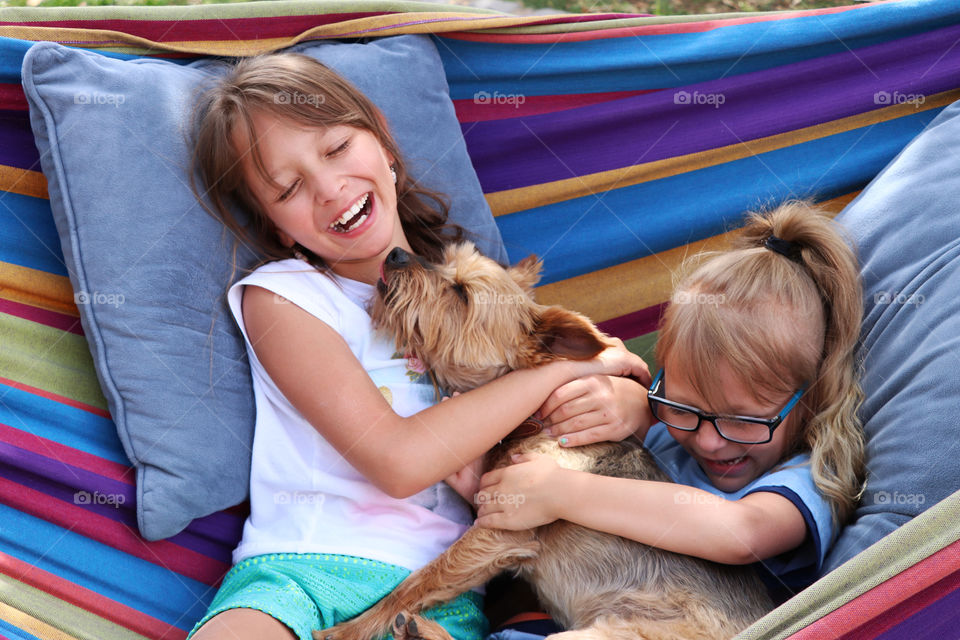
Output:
top-left (559, 437), bottom-right (569, 446)
top-left (543, 427), bottom-right (554, 436)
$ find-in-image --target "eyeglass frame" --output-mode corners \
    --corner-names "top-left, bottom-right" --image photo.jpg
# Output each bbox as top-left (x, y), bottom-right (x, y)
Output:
top-left (646, 368), bottom-right (807, 445)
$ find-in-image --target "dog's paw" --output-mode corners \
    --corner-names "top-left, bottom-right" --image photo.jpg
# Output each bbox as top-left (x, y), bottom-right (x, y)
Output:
top-left (392, 612), bottom-right (451, 640)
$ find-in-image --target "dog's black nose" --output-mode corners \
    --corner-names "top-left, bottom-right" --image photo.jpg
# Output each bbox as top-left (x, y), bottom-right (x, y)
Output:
top-left (385, 247), bottom-right (411, 268)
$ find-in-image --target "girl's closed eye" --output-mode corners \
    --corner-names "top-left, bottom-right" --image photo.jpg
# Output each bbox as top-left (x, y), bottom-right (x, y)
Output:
top-left (276, 179), bottom-right (300, 203)
top-left (328, 138), bottom-right (350, 157)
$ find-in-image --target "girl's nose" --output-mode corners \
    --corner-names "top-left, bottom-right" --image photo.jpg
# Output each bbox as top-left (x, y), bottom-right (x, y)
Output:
top-left (695, 420), bottom-right (729, 453)
top-left (311, 170), bottom-right (346, 205)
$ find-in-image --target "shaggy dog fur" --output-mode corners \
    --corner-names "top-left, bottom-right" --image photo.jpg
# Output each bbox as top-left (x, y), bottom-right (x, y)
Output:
top-left (317, 243), bottom-right (771, 640)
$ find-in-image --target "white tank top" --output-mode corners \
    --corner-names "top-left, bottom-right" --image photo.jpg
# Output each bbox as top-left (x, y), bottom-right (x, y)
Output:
top-left (226, 259), bottom-right (472, 569)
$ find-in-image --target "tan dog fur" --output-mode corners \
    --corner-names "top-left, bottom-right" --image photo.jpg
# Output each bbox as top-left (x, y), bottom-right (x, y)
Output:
top-left (318, 243), bottom-right (771, 640)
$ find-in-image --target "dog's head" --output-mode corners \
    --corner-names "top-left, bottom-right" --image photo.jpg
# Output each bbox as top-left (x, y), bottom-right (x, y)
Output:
top-left (372, 242), bottom-right (608, 392)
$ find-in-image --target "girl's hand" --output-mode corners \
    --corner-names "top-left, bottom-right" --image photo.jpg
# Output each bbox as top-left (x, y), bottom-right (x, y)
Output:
top-left (475, 453), bottom-right (565, 530)
top-left (580, 339), bottom-right (652, 383)
top-left (539, 375), bottom-right (654, 447)
top-left (445, 456), bottom-right (485, 505)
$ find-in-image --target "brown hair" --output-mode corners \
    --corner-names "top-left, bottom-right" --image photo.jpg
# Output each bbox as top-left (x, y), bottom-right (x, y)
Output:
top-left (189, 53), bottom-right (464, 270)
top-left (655, 200), bottom-right (865, 524)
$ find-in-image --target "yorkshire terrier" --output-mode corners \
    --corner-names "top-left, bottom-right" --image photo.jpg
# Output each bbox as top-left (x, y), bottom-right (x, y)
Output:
top-left (318, 242), bottom-right (771, 640)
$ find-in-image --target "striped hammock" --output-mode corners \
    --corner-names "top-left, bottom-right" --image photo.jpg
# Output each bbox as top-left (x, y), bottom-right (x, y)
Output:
top-left (1, 1), bottom-right (959, 638)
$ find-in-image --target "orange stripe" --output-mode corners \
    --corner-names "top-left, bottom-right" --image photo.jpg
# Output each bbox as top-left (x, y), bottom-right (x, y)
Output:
top-left (0, 166), bottom-right (48, 200)
top-left (0, 261), bottom-right (77, 317)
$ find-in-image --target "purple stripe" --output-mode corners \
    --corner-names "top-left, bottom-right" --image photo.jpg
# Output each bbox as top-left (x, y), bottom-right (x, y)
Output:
top-left (0, 111), bottom-right (42, 173)
top-left (596, 303), bottom-right (665, 340)
top-left (0, 440), bottom-right (236, 559)
top-left (465, 23), bottom-right (960, 193)
top-left (877, 575), bottom-right (960, 639)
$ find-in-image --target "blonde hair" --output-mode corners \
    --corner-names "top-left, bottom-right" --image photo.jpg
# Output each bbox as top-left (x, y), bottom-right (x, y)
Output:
top-left (655, 201), bottom-right (865, 524)
top-left (189, 53), bottom-right (464, 270)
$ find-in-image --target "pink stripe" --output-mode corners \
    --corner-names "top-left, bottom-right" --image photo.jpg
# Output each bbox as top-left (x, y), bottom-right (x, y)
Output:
top-left (0, 83), bottom-right (27, 111)
top-left (0, 297), bottom-right (83, 335)
top-left (443, 5), bottom-right (867, 44)
top-left (0, 376), bottom-right (110, 419)
top-left (0, 422), bottom-right (129, 482)
top-left (453, 89), bottom-right (657, 122)
top-left (596, 303), bottom-right (665, 341)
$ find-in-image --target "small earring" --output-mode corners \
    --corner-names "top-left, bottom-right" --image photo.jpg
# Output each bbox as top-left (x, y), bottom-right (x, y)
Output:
top-left (390, 166), bottom-right (397, 184)
top-left (293, 245), bottom-right (308, 262)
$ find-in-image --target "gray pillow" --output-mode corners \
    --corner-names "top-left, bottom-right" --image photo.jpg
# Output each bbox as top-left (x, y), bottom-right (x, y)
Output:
top-left (22, 36), bottom-right (506, 541)
top-left (826, 99), bottom-right (960, 571)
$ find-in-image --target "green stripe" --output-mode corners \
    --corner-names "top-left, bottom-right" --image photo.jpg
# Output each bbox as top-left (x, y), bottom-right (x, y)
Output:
top-left (0, 312), bottom-right (107, 410)
top-left (626, 330), bottom-right (658, 374)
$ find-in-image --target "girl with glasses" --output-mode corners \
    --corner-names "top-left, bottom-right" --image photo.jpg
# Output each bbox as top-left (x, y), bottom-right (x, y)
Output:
top-left (476, 201), bottom-right (866, 601)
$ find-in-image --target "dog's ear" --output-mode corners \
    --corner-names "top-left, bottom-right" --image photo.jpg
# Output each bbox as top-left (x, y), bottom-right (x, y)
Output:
top-left (532, 307), bottom-right (607, 360)
top-left (509, 255), bottom-right (542, 294)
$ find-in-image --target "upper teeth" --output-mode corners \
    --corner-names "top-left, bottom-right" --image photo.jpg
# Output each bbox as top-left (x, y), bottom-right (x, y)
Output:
top-left (331, 193), bottom-right (369, 229)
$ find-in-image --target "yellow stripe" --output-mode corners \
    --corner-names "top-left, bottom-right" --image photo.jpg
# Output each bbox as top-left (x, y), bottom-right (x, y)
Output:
top-left (0, 601), bottom-right (82, 640)
top-left (0, 261), bottom-right (78, 317)
top-left (487, 89), bottom-right (960, 217)
top-left (0, 13), bottom-right (551, 56)
top-left (0, 166), bottom-right (48, 200)
top-left (535, 193), bottom-right (855, 323)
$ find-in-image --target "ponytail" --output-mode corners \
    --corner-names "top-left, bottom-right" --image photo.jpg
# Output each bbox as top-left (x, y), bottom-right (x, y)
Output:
top-left (736, 201), bottom-right (866, 524)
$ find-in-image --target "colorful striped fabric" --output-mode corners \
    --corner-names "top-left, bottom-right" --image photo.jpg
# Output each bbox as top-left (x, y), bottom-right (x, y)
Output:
top-left (1, 1), bottom-right (960, 638)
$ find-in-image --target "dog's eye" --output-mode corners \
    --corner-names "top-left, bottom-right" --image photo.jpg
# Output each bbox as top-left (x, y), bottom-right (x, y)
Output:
top-left (451, 282), bottom-right (469, 303)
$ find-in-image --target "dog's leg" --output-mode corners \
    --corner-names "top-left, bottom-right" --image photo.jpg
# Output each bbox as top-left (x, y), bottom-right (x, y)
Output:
top-left (389, 612), bottom-right (455, 640)
top-left (317, 527), bottom-right (539, 640)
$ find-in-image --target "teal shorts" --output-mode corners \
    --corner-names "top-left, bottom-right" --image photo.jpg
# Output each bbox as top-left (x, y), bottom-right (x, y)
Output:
top-left (188, 553), bottom-right (487, 640)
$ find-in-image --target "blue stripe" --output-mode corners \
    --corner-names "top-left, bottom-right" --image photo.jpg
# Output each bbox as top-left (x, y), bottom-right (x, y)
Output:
top-left (0, 503), bottom-right (212, 630)
top-left (497, 107), bottom-right (944, 285)
top-left (0, 192), bottom-right (67, 276)
top-left (0, 382), bottom-right (128, 466)
top-left (436, 2), bottom-right (960, 99)
top-left (0, 37), bottom-right (168, 85)
top-left (0, 618), bottom-right (42, 640)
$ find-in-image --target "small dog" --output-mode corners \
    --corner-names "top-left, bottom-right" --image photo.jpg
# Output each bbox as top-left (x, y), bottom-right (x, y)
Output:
top-left (319, 243), bottom-right (771, 640)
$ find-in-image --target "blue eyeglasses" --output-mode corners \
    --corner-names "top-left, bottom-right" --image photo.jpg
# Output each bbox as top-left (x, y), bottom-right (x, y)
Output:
top-left (647, 369), bottom-right (807, 445)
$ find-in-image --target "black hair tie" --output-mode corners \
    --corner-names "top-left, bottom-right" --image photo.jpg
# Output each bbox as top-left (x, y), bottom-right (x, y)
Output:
top-left (764, 235), bottom-right (803, 264)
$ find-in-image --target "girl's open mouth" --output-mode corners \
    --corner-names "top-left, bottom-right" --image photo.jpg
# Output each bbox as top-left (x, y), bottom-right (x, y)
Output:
top-left (329, 192), bottom-right (372, 233)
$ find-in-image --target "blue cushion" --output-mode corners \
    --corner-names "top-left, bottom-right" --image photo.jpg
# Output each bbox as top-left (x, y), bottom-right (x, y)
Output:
top-left (826, 100), bottom-right (960, 571)
top-left (22, 36), bottom-right (506, 541)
